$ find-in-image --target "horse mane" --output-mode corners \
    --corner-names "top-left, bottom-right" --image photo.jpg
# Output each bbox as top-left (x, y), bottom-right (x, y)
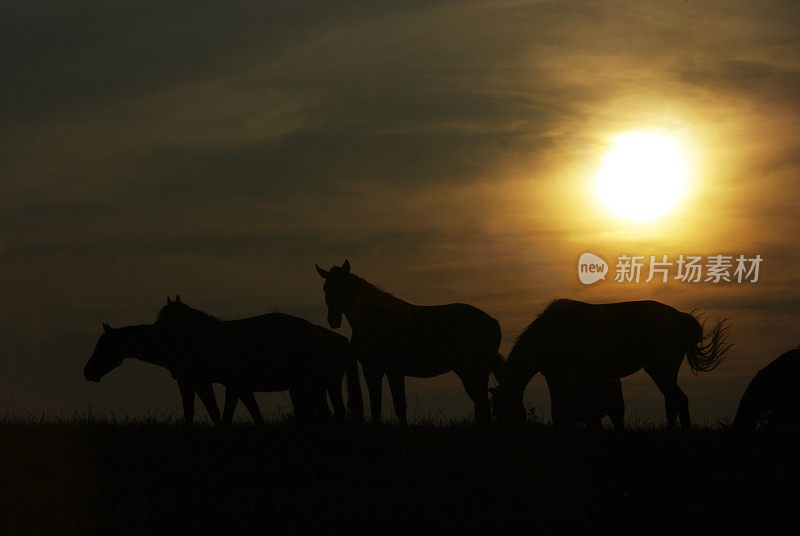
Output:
top-left (333, 269), bottom-right (400, 303)
top-left (514, 298), bottom-right (564, 343)
top-left (349, 273), bottom-right (396, 299)
top-left (156, 302), bottom-right (221, 325)
top-left (325, 268), bottom-right (410, 316)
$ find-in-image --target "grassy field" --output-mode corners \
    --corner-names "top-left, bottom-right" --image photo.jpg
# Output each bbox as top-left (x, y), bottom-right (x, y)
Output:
top-left (2, 417), bottom-right (799, 535)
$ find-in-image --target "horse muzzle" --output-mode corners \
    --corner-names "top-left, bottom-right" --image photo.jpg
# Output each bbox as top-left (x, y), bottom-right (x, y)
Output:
top-left (83, 369), bottom-right (101, 383)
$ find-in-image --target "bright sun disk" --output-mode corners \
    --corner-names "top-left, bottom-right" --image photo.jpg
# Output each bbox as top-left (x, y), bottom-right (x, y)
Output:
top-left (595, 131), bottom-right (688, 222)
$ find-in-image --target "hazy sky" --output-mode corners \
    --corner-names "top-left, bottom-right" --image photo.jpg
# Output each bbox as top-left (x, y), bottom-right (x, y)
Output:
top-left (3, 1), bottom-right (800, 423)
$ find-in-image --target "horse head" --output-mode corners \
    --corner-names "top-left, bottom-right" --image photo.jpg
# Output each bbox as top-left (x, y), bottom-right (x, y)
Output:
top-left (315, 259), bottom-right (352, 329)
top-left (489, 385), bottom-right (526, 424)
top-left (155, 295), bottom-right (217, 327)
top-left (84, 323), bottom-right (124, 382)
top-left (156, 294), bottom-right (192, 324)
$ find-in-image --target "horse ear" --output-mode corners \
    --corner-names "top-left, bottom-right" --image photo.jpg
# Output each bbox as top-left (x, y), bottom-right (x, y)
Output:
top-left (175, 294), bottom-right (182, 304)
top-left (102, 323), bottom-right (111, 332)
top-left (166, 296), bottom-right (172, 305)
top-left (342, 259), bottom-right (350, 273)
top-left (316, 264), bottom-right (329, 278)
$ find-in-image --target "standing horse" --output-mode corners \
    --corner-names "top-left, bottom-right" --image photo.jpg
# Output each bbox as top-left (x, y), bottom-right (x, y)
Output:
top-left (491, 299), bottom-right (731, 429)
top-left (154, 297), bottom-right (363, 424)
top-left (316, 259), bottom-right (504, 424)
top-left (84, 322), bottom-right (223, 425)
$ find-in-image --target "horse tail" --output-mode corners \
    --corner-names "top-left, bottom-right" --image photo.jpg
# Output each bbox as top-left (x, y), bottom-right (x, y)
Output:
top-left (684, 310), bottom-right (733, 373)
top-left (345, 355), bottom-right (364, 422)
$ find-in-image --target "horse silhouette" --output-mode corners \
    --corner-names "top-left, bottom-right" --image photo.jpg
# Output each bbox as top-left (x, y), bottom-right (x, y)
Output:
top-left (491, 299), bottom-right (731, 429)
top-left (84, 322), bottom-right (223, 424)
top-left (316, 259), bottom-right (504, 424)
top-left (733, 348), bottom-right (800, 430)
top-left (84, 298), bottom-right (363, 424)
top-left (154, 296), bottom-right (363, 424)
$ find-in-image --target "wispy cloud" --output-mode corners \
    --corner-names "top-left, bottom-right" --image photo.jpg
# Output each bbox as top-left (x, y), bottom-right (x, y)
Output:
top-left (2, 0), bottom-right (800, 419)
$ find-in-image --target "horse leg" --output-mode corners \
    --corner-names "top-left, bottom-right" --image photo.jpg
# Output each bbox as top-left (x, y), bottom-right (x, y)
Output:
top-left (647, 368), bottom-right (690, 429)
top-left (561, 411), bottom-right (580, 431)
top-left (551, 402), bottom-right (568, 430)
top-left (195, 382), bottom-right (221, 426)
top-left (363, 366), bottom-right (384, 424)
top-left (312, 385), bottom-right (331, 420)
top-left (556, 403), bottom-right (580, 432)
top-left (386, 372), bottom-right (408, 426)
top-left (546, 376), bottom-right (562, 428)
top-left (240, 391), bottom-right (264, 425)
top-left (458, 371), bottom-right (490, 425)
top-left (674, 387), bottom-right (690, 429)
top-left (609, 408), bottom-right (625, 431)
top-left (547, 376), bottom-right (579, 431)
top-left (608, 381), bottom-right (625, 431)
top-left (328, 374), bottom-right (347, 422)
top-left (289, 386), bottom-right (311, 421)
top-left (583, 417), bottom-right (603, 431)
top-left (177, 379), bottom-right (195, 425)
top-left (221, 386), bottom-right (239, 426)
top-left (579, 383), bottom-right (603, 431)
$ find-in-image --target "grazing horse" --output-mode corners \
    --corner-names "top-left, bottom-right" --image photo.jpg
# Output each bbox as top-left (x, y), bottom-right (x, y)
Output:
top-left (491, 299), bottom-right (731, 429)
top-left (733, 349), bottom-right (800, 430)
top-left (316, 259), bottom-right (504, 424)
top-left (154, 297), bottom-right (363, 424)
top-left (84, 323), bottom-right (223, 425)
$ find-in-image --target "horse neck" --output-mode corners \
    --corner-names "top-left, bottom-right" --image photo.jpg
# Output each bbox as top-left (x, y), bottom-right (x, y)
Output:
top-left (345, 282), bottom-right (410, 330)
top-left (732, 373), bottom-right (769, 429)
top-left (501, 337), bottom-right (542, 399)
top-left (117, 325), bottom-right (170, 369)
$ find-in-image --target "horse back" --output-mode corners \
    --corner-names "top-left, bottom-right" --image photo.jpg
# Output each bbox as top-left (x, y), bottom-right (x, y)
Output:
top-left (754, 349), bottom-right (800, 414)
top-left (542, 299), bottom-right (692, 343)
top-left (531, 299), bottom-right (695, 378)
top-left (353, 302), bottom-right (500, 357)
top-left (758, 349), bottom-right (800, 378)
top-left (222, 313), bottom-right (325, 383)
top-left (407, 302), bottom-right (499, 347)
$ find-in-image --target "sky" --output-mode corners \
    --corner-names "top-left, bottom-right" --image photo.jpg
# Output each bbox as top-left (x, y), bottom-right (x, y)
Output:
top-left (2, 0), bottom-right (800, 423)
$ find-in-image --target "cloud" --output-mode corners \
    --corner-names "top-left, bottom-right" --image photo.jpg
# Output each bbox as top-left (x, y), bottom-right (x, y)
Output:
top-left (2, 0), bottom-right (800, 419)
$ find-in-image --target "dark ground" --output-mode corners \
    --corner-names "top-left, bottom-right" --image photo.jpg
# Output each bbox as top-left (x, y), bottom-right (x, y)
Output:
top-left (1, 417), bottom-right (799, 535)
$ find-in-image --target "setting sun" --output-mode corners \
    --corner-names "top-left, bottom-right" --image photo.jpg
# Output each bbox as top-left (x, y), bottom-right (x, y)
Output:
top-left (596, 132), bottom-right (688, 222)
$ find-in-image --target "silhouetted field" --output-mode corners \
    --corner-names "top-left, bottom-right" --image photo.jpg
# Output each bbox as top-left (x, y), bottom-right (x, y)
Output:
top-left (2, 417), bottom-right (799, 535)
